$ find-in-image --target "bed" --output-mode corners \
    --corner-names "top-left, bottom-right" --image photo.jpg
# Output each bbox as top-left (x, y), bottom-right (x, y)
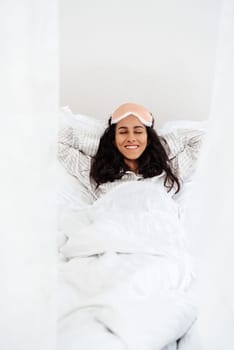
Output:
top-left (57, 107), bottom-right (206, 350)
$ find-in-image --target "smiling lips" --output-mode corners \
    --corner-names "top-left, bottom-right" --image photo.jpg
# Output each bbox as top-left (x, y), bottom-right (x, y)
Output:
top-left (125, 145), bottom-right (139, 149)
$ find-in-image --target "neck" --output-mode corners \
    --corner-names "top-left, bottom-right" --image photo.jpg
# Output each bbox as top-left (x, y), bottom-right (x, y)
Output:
top-left (124, 159), bottom-right (138, 173)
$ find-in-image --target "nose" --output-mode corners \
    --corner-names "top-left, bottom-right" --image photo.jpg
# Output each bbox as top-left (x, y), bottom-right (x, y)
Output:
top-left (127, 132), bottom-right (136, 143)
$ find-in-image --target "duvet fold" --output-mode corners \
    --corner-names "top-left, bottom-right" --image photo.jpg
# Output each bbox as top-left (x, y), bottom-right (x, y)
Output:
top-left (58, 181), bottom-right (197, 350)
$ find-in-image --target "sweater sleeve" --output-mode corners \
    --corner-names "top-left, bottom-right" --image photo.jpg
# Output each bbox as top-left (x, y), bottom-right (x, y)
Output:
top-left (162, 129), bottom-right (205, 181)
top-left (58, 127), bottom-right (98, 202)
top-left (60, 126), bottom-right (100, 156)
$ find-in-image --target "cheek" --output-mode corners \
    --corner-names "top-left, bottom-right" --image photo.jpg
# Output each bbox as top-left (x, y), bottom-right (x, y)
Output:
top-left (115, 134), bottom-right (125, 146)
top-left (141, 135), bottom-right (148, 146)
top-left (114, 136), bottom-right (121, 151)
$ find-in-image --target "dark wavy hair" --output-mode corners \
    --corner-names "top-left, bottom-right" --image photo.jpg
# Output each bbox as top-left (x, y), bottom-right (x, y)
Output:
top-left (90, 119), bottom-right (180, 193)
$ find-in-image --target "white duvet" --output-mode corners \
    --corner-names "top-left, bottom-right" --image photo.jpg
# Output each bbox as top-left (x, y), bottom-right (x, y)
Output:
top-left (58, 180), bottom-right (197, 350)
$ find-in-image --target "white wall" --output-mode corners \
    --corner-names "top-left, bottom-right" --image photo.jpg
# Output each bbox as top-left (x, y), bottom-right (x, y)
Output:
top-left (0, 1), bottom-right (58, 349)
top-left (184, 0), bottom-right (234, 347)
top-left (60, 0), bottom-right (221, 125)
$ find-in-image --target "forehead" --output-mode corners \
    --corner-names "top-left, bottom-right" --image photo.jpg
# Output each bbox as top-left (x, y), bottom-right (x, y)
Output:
top-left (116, 115), bottom-right (145, 128)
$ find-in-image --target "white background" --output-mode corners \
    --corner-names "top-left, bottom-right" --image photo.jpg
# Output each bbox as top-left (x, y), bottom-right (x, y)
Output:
top-left (185, 1), bottom-right (234, 347)
top-left (60, 0), bottom-right (221, 124)
top-left (0, 1), bottom-right (58, 350)
top-left (0, 1), bottom-right (233, 349)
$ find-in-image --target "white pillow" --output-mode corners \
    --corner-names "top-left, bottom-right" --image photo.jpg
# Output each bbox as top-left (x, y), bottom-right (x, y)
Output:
top-left (57, 163), bottom-right (93, 255)
top-left (158, 119), bottom-right (207, 134)
top-left (60, 105), bottom-right (207, 136)
top-left (59, 106), bottom-right (106, 137)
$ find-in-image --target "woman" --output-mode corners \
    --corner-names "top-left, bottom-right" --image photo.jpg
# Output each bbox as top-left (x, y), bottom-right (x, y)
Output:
top-left (58, 103), bottom-right (204, 350)
top-left (59, 102), bottom-right (203, 204)
top-left (90, 102), bottom-right (180, 196)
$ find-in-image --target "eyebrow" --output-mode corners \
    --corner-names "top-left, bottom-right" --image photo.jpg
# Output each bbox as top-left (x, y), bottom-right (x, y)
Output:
top-left (117, 125), bottom-right (144, 130)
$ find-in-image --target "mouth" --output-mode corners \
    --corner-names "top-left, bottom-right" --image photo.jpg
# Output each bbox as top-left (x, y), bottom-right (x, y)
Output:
top-left (124, 145), bottom-right (139, 149)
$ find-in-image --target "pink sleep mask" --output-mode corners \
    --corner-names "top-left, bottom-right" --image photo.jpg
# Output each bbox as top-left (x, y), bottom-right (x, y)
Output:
top-left (110, 102), bottom-right (153, 127)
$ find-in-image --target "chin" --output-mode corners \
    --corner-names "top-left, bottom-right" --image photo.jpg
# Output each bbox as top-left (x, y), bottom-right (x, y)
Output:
top-left (124, 154), bottom-right (141, 160)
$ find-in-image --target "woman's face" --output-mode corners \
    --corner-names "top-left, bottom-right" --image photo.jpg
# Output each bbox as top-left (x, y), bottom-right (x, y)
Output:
top-left (115, 115), bottom-right (148, 170)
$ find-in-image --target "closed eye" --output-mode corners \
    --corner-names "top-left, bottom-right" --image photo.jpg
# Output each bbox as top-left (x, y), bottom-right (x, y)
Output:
top-left (119, 131), bottom-right (143, 135)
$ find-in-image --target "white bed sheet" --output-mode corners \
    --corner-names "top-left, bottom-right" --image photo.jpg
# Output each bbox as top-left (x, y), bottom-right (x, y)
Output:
top-left (57, 179), bottom-right (199, 349)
